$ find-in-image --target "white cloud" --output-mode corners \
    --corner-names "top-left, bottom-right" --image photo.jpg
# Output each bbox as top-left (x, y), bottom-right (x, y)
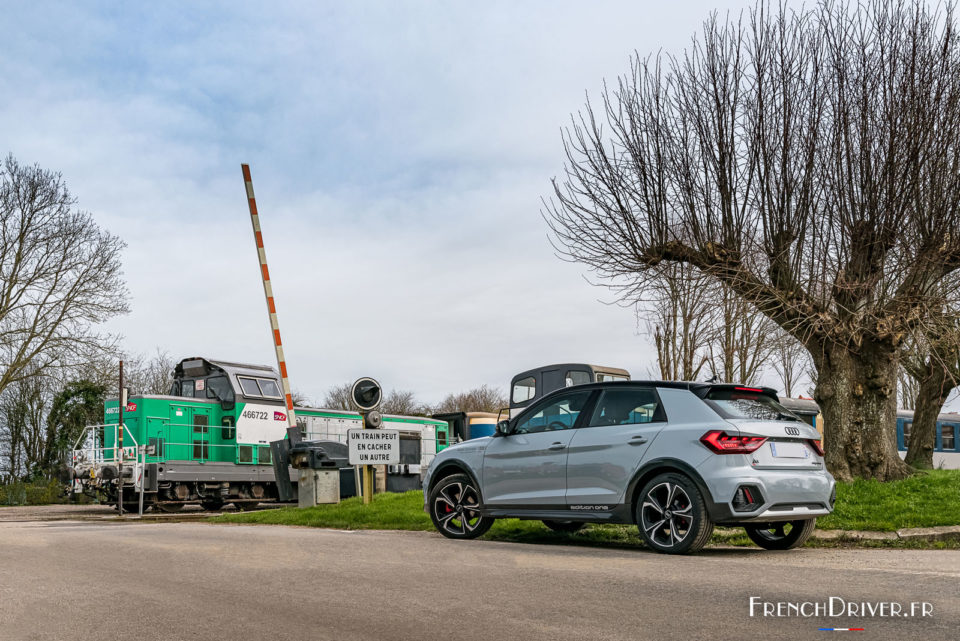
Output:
top-left (0, 0), bottom-right (761, 403)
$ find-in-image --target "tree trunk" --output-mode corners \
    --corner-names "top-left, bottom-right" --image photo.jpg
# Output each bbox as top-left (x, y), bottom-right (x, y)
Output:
top-left (904, 363), bottom-right (952, 469)
top-left (813, 343), bottom-right (912, 481)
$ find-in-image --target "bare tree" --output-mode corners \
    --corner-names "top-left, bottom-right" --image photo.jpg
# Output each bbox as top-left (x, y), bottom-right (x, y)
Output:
top-left (545, 2), bottom-right (960, 480)
top-left (122, 350), bottom-right (175, 396)
top-left (640, 263), bottom-right (713, 380)
top-left (432, 385), bottom-right (508, 415)
top-left (771, 333), bottom-right (810, 398)
top-left (0, 155), bottom-right (128, 402)
top-left (706, 287), bottom-right (779, 386)
top-left (321, 383), bottom-right (356, 411)
top-left (382, 390), bottom-right (431, 416)
top-left (898, 365), bottom-right (921, 410)
top-left (0, 372), bottom-right (49, 479)
top-left (290, 390), bottom-right (313, 407)
top-left (320, 383), bottom-right (429, 415)
top-left (86, 349), bottom-right (175, 397)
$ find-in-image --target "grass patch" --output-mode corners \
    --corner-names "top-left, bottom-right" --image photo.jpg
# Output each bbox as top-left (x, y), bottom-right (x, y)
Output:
top-left (214, 470), bottom-right (960, 548)
top-left (816, 469), bottom-right (960, 532)
top-left (217, 491), bottom-right (434, 530)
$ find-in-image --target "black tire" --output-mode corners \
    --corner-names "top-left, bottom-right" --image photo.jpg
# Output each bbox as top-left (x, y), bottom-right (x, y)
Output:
top-left (201, 500), bottom-right (224, 512)
top-left (636, 472), bottom-right (713, 554)
top-left (429, 473), bottom-right (494, 540)
top-left (542, 520), bottom-right (586, 533)
top-left (744, 519), bottom-right (816, 550)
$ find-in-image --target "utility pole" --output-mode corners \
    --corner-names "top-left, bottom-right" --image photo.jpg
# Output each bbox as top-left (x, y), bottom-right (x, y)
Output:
top-left (117, 360), bottom-right (124, 516)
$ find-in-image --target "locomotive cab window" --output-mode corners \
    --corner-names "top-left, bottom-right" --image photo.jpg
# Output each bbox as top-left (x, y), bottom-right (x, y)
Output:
top-left (257, 378), bottom-right (282, 399)
top-left (181, 380), bottom-right (195, 398)
top-left (238, 376), bottom-right (283, 399)
top-left (206, 376), bottom-right (235, 403)
top-left (238, 377), bottom-right (262, 397)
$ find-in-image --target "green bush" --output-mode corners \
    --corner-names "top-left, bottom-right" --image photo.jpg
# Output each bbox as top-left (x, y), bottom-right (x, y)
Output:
top-left (0, 480), bottom-right (65, 506)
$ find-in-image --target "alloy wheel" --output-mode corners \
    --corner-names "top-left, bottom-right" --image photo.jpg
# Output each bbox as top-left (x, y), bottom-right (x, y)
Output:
top-left (640, 481), bottom-right (693, 549)
top-left (433, 481), bottom-right (483, 537)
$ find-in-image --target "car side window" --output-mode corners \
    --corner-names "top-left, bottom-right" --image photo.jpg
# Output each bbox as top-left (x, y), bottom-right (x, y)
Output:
top-left (588, 388), bottom-right (665, 427)
top-left (514, 391), bottom-right (592, 434)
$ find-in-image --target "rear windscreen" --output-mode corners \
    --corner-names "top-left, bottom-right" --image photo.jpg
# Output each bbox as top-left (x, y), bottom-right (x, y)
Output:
top-left (704, 389), bottom-right (801, 422)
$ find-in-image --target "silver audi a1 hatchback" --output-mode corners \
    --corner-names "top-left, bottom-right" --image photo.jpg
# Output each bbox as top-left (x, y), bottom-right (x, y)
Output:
top-left (424, 381), bottom-right (835, 554)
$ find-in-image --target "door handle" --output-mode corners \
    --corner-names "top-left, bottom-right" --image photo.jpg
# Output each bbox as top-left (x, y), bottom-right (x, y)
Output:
top-left (548, 442), bottom-right (567, 451)
top-left (629, 436), bottom-right (648, 445)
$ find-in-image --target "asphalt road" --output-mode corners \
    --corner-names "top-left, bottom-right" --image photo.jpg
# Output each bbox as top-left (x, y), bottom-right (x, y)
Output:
top-left (0, 510), bottom-right (957, 641)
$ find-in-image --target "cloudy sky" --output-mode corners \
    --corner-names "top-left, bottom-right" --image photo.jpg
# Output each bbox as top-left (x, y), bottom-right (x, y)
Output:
top-left (2, 1), bottom-right (759, 404)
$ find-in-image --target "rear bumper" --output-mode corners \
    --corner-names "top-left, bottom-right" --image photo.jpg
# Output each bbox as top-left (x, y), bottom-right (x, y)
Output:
top-left (734, 504), bottom-right (832, 523)
top-left (698, 456), bottom-right (836, 524)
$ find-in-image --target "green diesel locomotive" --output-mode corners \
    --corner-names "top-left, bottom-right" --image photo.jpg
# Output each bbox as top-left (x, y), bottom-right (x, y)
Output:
top-left (68, 357), bottom-right (450, 511)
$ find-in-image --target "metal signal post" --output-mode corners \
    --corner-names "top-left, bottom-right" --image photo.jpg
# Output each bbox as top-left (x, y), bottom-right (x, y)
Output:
top-left (351, 378), bottom-right (382, 505)
top-left (241, 164), bottom-right (298, 436)
top-left (117, 360), bottom-right (123, 516)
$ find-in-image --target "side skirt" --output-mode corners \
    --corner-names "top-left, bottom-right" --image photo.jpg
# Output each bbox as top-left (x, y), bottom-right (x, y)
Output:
top-left (479, 504), bottom-right (633, 524)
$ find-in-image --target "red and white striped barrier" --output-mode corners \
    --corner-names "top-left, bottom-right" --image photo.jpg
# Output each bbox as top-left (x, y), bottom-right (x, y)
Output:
top-left (241, 164), bottom-right (297, 430)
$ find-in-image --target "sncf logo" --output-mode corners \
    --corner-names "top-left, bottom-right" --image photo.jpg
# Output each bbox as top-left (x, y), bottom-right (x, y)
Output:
top-left (274, 411), bottom-right (286, 421)
top-left (785, 426), bottom-right (801, 436)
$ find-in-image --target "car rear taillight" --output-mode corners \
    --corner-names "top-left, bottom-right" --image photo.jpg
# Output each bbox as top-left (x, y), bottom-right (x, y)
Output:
top-left (808, 439), bottom-right (825, 456)
top-left (700, 430), bottom-right (767, 454)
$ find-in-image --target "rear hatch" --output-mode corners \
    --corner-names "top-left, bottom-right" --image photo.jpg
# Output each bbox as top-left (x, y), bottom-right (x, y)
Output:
top-left (698, 385), bottom-right (825, 470)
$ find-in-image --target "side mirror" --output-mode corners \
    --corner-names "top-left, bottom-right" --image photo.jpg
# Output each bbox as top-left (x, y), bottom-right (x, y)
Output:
top-left (495, 420), bottom-right (511, 437)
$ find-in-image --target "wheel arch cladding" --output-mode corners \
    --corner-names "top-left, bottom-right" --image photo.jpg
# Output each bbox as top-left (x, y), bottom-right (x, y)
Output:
top-left (628, 459), bottom-right (715, 522)
top-left (430, 461), bottom-right (483, 500)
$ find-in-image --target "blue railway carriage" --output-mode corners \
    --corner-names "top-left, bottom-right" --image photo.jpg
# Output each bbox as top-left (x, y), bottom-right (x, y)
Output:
top-left (896, 409), bottom-right (960, 469)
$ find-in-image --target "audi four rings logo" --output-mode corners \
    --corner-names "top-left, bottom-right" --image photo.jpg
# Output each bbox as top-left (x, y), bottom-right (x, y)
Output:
top-left (785, 426), bottom-right (801, 436)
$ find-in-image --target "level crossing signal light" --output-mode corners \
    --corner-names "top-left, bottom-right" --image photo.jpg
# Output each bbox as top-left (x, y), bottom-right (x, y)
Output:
top-left (351, 377), bottom-right (381, 410)
top-left (351, 377), bottom-right (382, 429)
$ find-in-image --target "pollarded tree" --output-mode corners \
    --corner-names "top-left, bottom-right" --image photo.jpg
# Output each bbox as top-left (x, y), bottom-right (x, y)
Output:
top-left (545, 2), bottom-right (960, 480)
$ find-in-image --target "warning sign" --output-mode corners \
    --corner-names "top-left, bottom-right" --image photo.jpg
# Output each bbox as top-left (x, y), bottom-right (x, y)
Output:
top-left (348, 429), bottom-right (400, 465)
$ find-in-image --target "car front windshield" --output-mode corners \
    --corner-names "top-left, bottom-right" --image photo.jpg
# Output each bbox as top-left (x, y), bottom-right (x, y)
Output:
top-left (703, 388), bottom-right (800, 422)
